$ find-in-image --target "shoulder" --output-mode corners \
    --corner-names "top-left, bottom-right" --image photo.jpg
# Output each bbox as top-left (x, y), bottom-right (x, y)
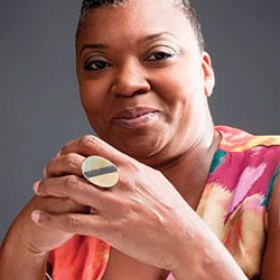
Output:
top-left (260, 174), bottom-right (280, 279)
top-left (215, 125), bottom-right (280, 152)
top-left (211, 125), bottom-right (280, 208)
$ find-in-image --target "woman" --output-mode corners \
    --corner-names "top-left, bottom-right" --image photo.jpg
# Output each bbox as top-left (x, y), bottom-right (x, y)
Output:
top-left (1, 0), bottom-right (280, 279)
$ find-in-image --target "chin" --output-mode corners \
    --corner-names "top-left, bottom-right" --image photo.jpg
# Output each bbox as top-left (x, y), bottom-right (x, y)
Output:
top-left (112, 136), bottom-right (163, 162)
top-left (119, 141), bottom-right (157, 158)
top-left (96, 126), bottom-right (168, 161)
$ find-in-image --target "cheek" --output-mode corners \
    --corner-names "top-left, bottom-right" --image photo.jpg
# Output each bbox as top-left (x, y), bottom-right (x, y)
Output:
top-left (79, 79), bottom-right (107, 112)
top-left (77, 64), bottom-right (111, 114)
top-left (154, 65), bottom-right (205, 124)
top-left (154, 71), bottom-right (191, 108)
top-left (79, 85), bottom-right (107, 133)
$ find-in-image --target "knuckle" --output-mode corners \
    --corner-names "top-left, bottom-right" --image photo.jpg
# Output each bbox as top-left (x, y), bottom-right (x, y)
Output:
top-left (78, 135), bottom-right (95, 149)
top-left (37, 180), bottom-right (47, 194)
top-left (37, 211), bottom-right (53, 225)
top-left (119, 174), bottom-right (136, 192)
top-left (62, 154), bottom-right (79, 169)
top-left (64, 215), bottom-right (81, 231)
top-left (44, 157), bottom-right (56, 176)
top-left (63, 175), bottom-right (79, 194)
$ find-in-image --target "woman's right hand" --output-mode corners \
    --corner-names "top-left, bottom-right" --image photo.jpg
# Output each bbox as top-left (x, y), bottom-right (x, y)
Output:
top-left (0, 189), bottom-right (88, 280)
top-left (10, 192), bottom-right (89, 256)
top-left (0, 152), bottom-right (89, 279)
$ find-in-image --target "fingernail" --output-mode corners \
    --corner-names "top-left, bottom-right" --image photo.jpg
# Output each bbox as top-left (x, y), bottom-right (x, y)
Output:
top-left (33, 181), bottom-right (40, 194)
top-left (43, 167), bottom-right (47, 178)
top-left (31, 210), bottom-right (41, 223)
top-left (56, 150), bottom-right (62, 158)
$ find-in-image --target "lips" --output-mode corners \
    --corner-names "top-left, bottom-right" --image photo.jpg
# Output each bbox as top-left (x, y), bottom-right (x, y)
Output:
top-left (112, 107), bottom-right (159, 129)
top-left (115, 107), bottom-right (158, 119)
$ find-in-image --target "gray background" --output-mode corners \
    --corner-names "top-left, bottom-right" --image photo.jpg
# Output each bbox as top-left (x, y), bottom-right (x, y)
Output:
top-left (1, 0), bottom-right (279, 242)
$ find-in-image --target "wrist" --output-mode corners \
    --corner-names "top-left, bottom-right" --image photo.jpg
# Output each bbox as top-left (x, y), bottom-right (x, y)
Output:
top-left (168, 218), bottom-right (247, 280)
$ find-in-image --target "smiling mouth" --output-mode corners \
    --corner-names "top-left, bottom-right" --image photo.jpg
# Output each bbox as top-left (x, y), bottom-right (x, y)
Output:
top-left (112, 107), bottom-right (160, 129)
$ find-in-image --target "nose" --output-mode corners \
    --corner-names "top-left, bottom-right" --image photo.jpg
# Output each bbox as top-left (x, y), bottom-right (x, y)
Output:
top-left (110, 59), bottom-right (151, 97)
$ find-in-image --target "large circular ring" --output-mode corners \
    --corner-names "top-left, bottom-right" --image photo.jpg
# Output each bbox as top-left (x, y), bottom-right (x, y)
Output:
top-left (81, 155), bottom-right (119, 188)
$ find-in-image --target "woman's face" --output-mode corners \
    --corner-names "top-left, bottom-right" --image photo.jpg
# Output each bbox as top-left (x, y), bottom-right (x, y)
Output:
top-left (76, 0), bottom-right (214, 165)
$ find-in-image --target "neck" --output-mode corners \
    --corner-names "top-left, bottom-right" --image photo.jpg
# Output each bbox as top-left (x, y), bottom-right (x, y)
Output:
top-left (156, 128), bottom-right (220, 209)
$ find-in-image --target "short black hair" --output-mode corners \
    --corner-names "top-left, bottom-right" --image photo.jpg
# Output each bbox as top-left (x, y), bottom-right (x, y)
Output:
top-left (76, 0), bottom-right (205, 51)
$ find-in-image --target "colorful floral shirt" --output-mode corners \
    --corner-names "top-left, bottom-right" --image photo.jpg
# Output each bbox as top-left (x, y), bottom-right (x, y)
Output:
top-left (48, 126), bottom-right (280, 279)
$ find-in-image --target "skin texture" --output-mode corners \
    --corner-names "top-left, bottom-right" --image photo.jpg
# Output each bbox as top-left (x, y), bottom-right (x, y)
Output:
top-left (76, 0), bottom-right (215, 167)
top-left (0, 0), bottom-right (279, 279)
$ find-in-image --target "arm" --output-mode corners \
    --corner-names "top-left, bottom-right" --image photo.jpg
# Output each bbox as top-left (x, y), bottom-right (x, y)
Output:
top-left (261, 174), bottom-right (280, 279)
top-left (0, 187), bottom-right (88, 279)
top-left (0, 198), bottom-right (49, 280)
top-left (170, 216), bottom-right (248, 280)
top-left (30, 135), bottom-right (248, 280)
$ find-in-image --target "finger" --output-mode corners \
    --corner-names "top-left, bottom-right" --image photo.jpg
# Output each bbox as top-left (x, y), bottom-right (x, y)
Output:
top-left (34, 175), bottom-right (110, 210)
top-left (60, 134), bottom-right (131, 165)
top-left (45, 153), bottom-right (85, 177)
top-left (31, 210), bottom-right (109, 238)
top-left (33, 196), bottom-right (90, 214)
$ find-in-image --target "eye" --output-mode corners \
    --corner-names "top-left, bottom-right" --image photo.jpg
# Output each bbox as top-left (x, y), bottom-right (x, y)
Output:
top-left (84, 59), bottom-right (111, 71)
top-left (145, 49), bottom-right (177, 62)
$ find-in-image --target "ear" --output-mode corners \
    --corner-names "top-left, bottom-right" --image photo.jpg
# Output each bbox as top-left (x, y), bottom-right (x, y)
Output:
top-left (201, 52), bottom-right (215, 97)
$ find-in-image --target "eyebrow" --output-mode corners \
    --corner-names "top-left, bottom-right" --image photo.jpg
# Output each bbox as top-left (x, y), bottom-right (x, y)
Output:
top-left (138, 31), bottom-right (177, 43)
top-left (79, 43), bottom-right (106, 56)
top-left (79, 32), bottom-right (177, 56)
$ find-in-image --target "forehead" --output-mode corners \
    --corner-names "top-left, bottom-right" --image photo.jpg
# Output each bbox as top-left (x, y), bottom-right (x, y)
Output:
top-left (76, 0), bottom-right (197, 50)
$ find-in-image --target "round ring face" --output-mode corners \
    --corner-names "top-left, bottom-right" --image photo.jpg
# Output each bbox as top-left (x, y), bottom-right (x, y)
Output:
top-left (81, 156), bottom-right (119, 188)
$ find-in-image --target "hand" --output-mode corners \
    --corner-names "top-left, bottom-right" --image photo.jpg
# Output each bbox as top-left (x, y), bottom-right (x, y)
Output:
top-left (7, 150), bottom-right (89, 256)
top-left (32, 135), bottom-right (198, 270)
top-left (9, 192), bottom-right (89, 256)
